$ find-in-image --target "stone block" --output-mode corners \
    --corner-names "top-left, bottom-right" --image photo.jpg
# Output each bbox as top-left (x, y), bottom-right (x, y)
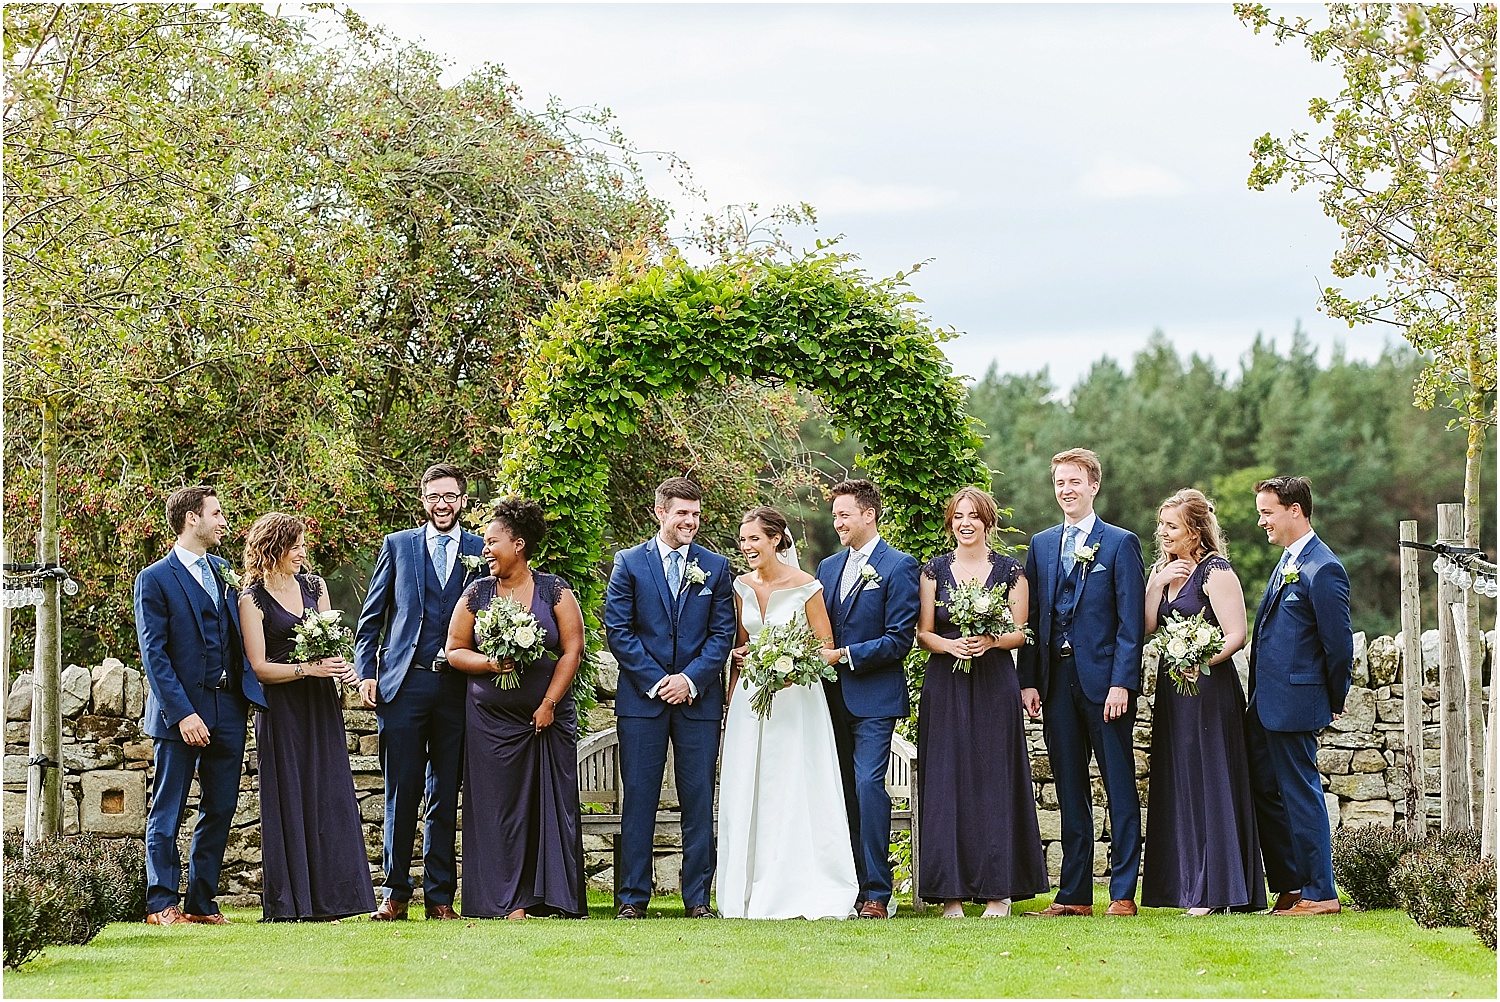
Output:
top-left (359, 734), bottom-right (379, 757)
top-left (594, 650), bottom-right (619, 698)
top-left (1376, 699), bottom-right (1403, 724)
top-left (1232, 648), bottom-right (1250, 694)
top-left (80, 769), bottom-right (146, 836)
top-left (3, 790), bottom-right (25, 831)
top-left (1046, 841), bottom-right (1062, 877)
top-left (1038, 783), bottom-right (1058, 809)
top-left (5, 721), bottom-right (28, 745)
top-left (364, 823), bottom-right (383, 863)
top-left (1329, 773), bottom-right (1386, 800)
top-left (1324, 729), bottom-right (1384, 749)
top-left (1350, 749), bottom-right (1386, 773)
top-left (1422, 630), bottom-right (1439, 684)
top-left (358, 795), bottom-right (383, 823)
top-left (342, 685), bottom-right (366, 710)
top-left (90, 659), bottom-right (128, 717)
top-left (1368, 634), bottom-right (1400, 687)
top-left (1340, 799), bottom-right (1394, 828)
top-left (1350, 632), bottom-right (1368, 687)
top-left (3, 754), bottom-right (29, 787)
top-left (123, 668), bottom-right (145, 720)
top-left (1092, 842), bottom-right (1109, 876)
top-left (232, 790), bottom-right (260, 827)
top-left (1135, 698), bottom-right (1151, 723)
top-left (7, 673), bottom-right (32, 721)
top-left (1037, 809), bottom-right (1062, 842)
top-left (1324, 793), bottom-right (1340, 838)
top-left (1031, 755), bottom-right (1052, 781)
top-left (1133, 750), bottom-right (1149, 777)
top-left (342, 710), bottom-right (377, 733)
top-left (346, 734), bottom-right (359, 754)
top-left (353, 773), bottom-right (384, 791)
top-left (653, 853), bottom-right (682, 895)
top-left (1132, 725), bottom-right (1152, 748)
top-left (74, 715), bottom-right (140, 745)
top-left (62, 742), bottom-right (123, 772)
top-left (1316, 748), bottom-right (1352, 774)
top-left (1330, 687), bottom-right (1375, 732)
top-left (64, 795), bottom-right (79, 835)
top-left (60, 664), bottom-right (93, 717)
top-left (348, 755), bottom-right (380, 773)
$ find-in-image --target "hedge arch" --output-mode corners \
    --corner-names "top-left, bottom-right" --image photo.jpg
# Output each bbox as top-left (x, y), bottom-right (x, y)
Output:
top-left (498, 250), bottom-right (991, 619)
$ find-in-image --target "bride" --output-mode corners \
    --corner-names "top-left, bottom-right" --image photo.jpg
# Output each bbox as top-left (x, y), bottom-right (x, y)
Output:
top-left (716, 505), bottom-right (859, 919)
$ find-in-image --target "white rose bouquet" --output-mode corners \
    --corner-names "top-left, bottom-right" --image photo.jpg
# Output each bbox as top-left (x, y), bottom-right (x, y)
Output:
top-left (1145, 611), bottom-right (1225, 696)
top-left (940, 578), bottom-right (1033, 673)
top-left (291, 609), bottom-right (355, 664)
top-left (740, 612), bottom-right (837, 719)
top-left (473, 596), bottom-right (548, 690)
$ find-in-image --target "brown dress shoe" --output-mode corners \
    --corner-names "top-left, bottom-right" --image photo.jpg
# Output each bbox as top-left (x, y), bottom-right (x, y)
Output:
top-left (183, 912), bottom-right (229, 925)
top-left (1023, 902), bottom-right (1094, 917)
top-left (1273, 898), bottom-right (1340, 916)
top-left (616, 903), bottom-right (646, 919)
top-left (1270, 891), bottom-right (1303, 913)
top-left (1105, 899), bottom-right (1138, 917)
top-left (424, 904), bottom-right (460, 920)
top-left (370, 898), bottom-right (409, 921)
top-left (684, 905), bottom-right (719, 918)
top-left (146, 905), bottom-right (189, 926)
top-left (858, 900), bottom-right (890, 919)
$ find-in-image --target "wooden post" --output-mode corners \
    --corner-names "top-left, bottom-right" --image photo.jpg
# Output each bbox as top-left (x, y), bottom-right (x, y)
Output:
top-left (1436, 503), bottom-right (1471, 829)
top-left (1484, 598), bottom-right (1498, 859)
top-left (1462, 588), bottom-right (1487, 826)
top-left (1, 538), bottom-right (9, 728)
top-left (24, 396), bottom-right (64, 842)
top-left (1399, 521), bottom-right (1426, 837)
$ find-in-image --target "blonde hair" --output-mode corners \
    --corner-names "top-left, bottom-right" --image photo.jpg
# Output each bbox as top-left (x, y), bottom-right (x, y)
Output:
top-left (1051, 448), bottom-right (1102, 485)
top-left (1153, 488), bottom-right (1225, 570)
top-left (944, 486), bottom-right (999, 544)
top-left (243, 512), bottom-right (306, 589)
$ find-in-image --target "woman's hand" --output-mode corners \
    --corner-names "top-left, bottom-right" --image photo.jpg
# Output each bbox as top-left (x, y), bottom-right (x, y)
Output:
top-left (1149, 559), bottom-right (1195, 593)
top-left (304, 656), bottom-right (352, 681)
top-left (1180, 664), bottom-right (1201, 684)
top-left (532, 698), bottom-right (555, 732)
top-left (946, 636), bottom-right (986, 659)
top-left (730, 644), bottom-right (748, 669)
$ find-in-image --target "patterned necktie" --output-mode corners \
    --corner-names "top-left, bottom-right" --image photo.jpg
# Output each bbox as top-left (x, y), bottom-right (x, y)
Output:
top-left (840, 550), bottom-right (866, 601)
top-left (195, 557), bottom-right (219, 608)
top-left (1271, 548), bottom-right (1291, 589)
top-left (1061, 525), bottom-right (1081, 574)
top-left (666, 549), bottom-right (682, 596)
top-left (434, 534), bottom-right (451, 587)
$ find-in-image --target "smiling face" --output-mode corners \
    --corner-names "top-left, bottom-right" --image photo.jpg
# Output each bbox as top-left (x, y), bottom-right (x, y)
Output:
top-left (1256, 490), bottom-right (1309, 548)
top-left (1053, 462), bottom-right (1099, 522)
top-left (484, 520), bottom-right (527, 577)
top-left (831, 494), bottom-right (878, 550)
top-left (1156, 505), bottom-right (1197, 560)
top-left (655, 496), bottom-right (701, 549)
top-left (275, 534), bottom-right (308, 577)
top-left (950, 497), bottom-right (990, 549)
top-left (421, 476), bottom-right (467, 533)
top-left (184, 495), bottom-right (229, 550)
top-left (738, 517), bottom-right (781, 570)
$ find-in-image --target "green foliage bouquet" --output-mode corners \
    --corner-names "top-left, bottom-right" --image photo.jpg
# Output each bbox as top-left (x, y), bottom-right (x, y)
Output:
top-left (474, 596), bottom-right (548, 690)
top-left (740, 612), bottom-right (836, 719)
top-left (291, 609), bottom-right (355, 664)
top-left (1145, 612), bottom-right (1224, 696)
top-left (940, 579), bottom-right (1030, 673)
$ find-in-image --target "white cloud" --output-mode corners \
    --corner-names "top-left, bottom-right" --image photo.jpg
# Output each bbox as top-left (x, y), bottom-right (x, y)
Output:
top-left (812, 178), bottom-right (958, 215)
top-left (1075, 158), bottom-right (1189, 199)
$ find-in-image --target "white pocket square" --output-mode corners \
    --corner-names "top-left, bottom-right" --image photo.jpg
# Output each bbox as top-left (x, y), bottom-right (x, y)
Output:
top-left (863, 582), bottom-right (881, 591)
top-left (697, 585), bottom-right (712, 597)
top-left (1089, 563), bottom-right (1108, 574)
top-left (1284, 592), bottom-right (1301, 603)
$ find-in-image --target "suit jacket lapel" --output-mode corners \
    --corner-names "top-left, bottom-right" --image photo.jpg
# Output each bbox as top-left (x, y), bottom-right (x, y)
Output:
top-left (642, 541), bottom-right (678, 623)
top-left (167, 551), bottom-right (209, 640)
top-left (1066, 522), bottom-right (1106, 617)
top-left (409, 527), bottom-right (428, 583)
top-left (843, 540), bottom-right (886, 617)
top-left (456, 530), bottom-right (484, 588)
top-left (209, 555), bottom-right (243, 637)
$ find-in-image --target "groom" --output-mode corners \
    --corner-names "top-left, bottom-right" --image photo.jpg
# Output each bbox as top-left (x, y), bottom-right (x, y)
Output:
top-left (604, 477), bottom-right (736, 919)
top-left (816, 479), bottom-right (920, 919)
top-left (1019, 448), bottom-right (1145, 917)
top-left (1247, 476), bottom-right (1352, 916)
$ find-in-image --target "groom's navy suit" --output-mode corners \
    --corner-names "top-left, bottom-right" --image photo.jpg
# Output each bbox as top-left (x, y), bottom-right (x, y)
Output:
top-left (1245, 532), bottom-right (1351, 901)
top-left (354, 524), bottom-right (484, 906)
top-left (135, 549), bottom-right (266, 916)
top-left (817, 538), bottom-right (919, 907)
top-left (605, 539), bottom-right (735, 910)
top-left (1019, 518), bottom-right (1145, 905)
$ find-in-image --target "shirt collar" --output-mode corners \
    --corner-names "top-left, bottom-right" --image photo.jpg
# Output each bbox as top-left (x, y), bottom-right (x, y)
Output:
top-left (173, 543), bottom-right (209, 568)
top-left (655, 536), bottom-right (691, 560)
top-left (850, 534), bottom-right (882, 560)
top-left (426, 522), bottom-right (462, 544)
top-left (1284, 529), bottom-right (1316, 563)
top-left (1064, 512), bottom-right (1098, 538)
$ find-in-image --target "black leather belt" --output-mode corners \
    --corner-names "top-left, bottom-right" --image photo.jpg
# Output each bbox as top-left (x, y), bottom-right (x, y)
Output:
top-left (411, 660), bottom-right (450, 673)
top-left (1055, 640), bottom-right (1074, 657)
top-left (212, 673), bottom-right (232, 690)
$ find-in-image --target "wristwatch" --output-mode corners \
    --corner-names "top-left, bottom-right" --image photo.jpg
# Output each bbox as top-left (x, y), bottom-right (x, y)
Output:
top-left (836, 648), bottom-right (850, 665)
top-left (293, 664), bottom-right (305, 677)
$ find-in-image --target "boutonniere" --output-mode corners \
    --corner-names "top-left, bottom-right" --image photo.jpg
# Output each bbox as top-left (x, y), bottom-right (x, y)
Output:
top-left (219, 566), bottom-right (243, 591)
top-left (459, 554), bottom-right (487, 575)
top-left (683, 559), bottom-right (709, 587)
top-left (859, 564), bottom-right (882, 586)
top-left (1281, 564), bottom-right (1301, 585)
top-left (1073, 544), bottom-right (1099, 565)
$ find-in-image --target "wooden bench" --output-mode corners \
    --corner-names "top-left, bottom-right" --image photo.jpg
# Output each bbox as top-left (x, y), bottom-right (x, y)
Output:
top-left (578, 726), bottom-right (925, 912)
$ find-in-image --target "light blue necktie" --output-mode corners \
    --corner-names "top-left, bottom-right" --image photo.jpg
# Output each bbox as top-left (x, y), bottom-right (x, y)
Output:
top-left (434, 534), bottom-right (451, 587)
top-left (195, 557), bottom-right (219, 608)
top-left (1061, 525), bottom-right (1081, 574)
top-left (666, 549), bottom-right (682, 596)
top-left (1272, 548), bottom-right (1291, 589)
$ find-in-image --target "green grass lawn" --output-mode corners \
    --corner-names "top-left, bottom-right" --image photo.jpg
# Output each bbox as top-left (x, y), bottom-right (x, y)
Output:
top-left (5, 889), bottom-right (1493, 998)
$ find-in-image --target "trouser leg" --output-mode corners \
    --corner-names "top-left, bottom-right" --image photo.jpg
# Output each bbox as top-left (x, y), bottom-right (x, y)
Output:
top-left (616, 713), bottom-right (670, 909)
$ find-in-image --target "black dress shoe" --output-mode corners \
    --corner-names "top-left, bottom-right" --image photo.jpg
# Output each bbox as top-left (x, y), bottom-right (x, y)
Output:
top-left (685, 905), bottom-right (719, 918)
top-left (615, 903), bottom-right (646, 919)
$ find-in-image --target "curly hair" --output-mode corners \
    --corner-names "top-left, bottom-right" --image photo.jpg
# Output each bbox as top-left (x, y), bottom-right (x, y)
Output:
top-left (1153, 488), bottom-right (1225, 570)
top-left (489, 497), bottom-right (546, 559)
top-left (243, 512), bottom-right (306, 589)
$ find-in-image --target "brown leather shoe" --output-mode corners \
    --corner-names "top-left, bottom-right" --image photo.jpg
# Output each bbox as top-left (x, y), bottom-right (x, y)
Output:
top-left (370, 898), bottom-right (408, 921)
top-left (146, 905), bottom-right (189, 926)
top-left (1270, 891), bottom-right (1302, 913)
top-left (616, 903), bottom-right (646, 919)
top-left (183, 912), bottom-right (229, 925)
top-left (858, 900), bottom-right (890, 919)
top-left (684, 905), bottom-right (719, 918)
top-left (1273, 897), bottom-right (1340, 916)
top-left (1023, 902), bottom-right (1094, 917)
top-left (1105, 899), bottom-right (1138, 917)
top-left (424, 903), bottom-right (459, 920)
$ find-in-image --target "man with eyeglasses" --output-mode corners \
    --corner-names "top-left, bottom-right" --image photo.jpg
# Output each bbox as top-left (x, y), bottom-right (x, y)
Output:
top-left (354, 463), bottom-right (485, 920)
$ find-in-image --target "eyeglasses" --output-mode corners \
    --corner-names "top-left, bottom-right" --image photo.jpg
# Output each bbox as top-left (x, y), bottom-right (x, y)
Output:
top-left (422, 493), bottom-right (465, 504)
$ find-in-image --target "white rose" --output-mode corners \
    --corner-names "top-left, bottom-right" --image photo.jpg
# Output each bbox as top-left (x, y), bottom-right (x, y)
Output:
top-left (973, 595), bottom-right (992, 614)
top-left (1166, 637), bottom-right (1190, 660)
top-left (773, 656), bottom-right (795, 674)
top-left (1195, 626), bottom-right (1215, 646)
top-left (514, 626), bottom-right (538, 648)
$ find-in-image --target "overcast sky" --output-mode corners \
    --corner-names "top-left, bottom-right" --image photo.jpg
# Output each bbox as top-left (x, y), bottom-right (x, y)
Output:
top-left (350, 2), bottom-right (1387, 389)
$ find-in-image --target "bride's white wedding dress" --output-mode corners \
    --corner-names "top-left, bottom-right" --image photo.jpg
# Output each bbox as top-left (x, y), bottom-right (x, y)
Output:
top-left (716, 579), bottom-right (859, 919)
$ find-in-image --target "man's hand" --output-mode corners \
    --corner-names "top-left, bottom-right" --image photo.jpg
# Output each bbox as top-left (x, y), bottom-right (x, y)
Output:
top-left (359, 678), bottom-right (378, 709)
top-left (1103, 686), bottom-right (1131, 722)
top-left (1020, 687), bottom-right (1042, 720)
top-left (820, 648), bottom-right (846, 667)
top-left (178, 713), bottom-right (210, 746)
top-left (659, 674), bottom-right (692, 705)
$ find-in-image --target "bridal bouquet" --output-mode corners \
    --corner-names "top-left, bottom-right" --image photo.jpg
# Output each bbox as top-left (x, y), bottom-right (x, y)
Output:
top-left (291, 609), bottom-right (355, 664)
top-left (740, 612), bottom-right (837, 719)
top-left (940, 579), bottom-right (1032, 673)
top-left (474, 596), bottom-right (548, 689)
top-left (1146, 611), bottom-right (1224, 696)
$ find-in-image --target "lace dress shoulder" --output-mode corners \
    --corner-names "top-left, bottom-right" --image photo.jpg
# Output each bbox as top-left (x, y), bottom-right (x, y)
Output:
top-left (921, 552), bottom-right (955, 581)
top-left (297, 573), bottom-right (324, 603)
top-left (464, 576), bottom-right (498, 614)
top-left (1200, 554), bottom-right (1233, 577)
top-left (990, 551), bottom-right (1024, 588)
top-left (536, 572), bottom-right (573, 609)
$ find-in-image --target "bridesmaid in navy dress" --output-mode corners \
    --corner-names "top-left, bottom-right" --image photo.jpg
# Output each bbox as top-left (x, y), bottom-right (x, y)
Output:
top-left (238, 512), bottom-right (376, 921)
top-left (446, 498), bottom-right (587, 919)
top-left (915, 487), bottom-right (1049, 918)
top-left (1139, 488), bottom-right (1265, 914)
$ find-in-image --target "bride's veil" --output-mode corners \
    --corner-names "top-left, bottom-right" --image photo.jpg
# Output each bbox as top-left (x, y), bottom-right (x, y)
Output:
top-left (778, 537), bottom-right (801, 570)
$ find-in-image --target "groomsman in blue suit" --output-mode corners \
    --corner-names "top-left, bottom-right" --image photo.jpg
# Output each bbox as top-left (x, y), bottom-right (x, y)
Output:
top-left (1247, 476), bottom-right (1352, 916)
top-left (135, 486), bottom-right (267, 925)
top-left (1019, 449), bottom-right (1145, 917)
top-left (605, 477), bottom-right (736, 919)
top-left (816, 479), bottom-right (920, 919)
top-left (354, 463), bottom-right (484, 921)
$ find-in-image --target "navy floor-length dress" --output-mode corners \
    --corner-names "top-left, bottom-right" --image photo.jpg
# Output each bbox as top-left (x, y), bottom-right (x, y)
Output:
top-left (917, 552), bottom-right (1049, 903)
top-left (460, 573), bottom-right (587, 918)
top-left (1140, 555), bottom-right (1267, 911)
top-left (251, 575), bottom-right (376, 921)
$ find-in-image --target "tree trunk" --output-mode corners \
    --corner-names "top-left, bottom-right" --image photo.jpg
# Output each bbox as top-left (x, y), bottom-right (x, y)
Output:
top-left (1399, 521), bottom-right (1427, 836)
top-left (1484, 597), bottom-right (1498, 858)
top-left (1436, 503), bottom-right (1471, 829)
top-left (24, 395), bottom-right (64, 842)
top-left (1460, 392), bottom-right (1487, 826)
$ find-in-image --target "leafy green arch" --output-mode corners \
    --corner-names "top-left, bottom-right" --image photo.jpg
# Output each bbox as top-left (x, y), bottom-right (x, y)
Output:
top-left (499, 250), bottom-right (990, 618)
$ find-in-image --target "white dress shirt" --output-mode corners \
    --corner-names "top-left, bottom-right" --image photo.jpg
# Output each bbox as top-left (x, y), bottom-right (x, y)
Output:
top-left (1059, 511), bottom-right (1098, 564)
top-left (836, 534), bottom-right (883, 670)
top-left (425, 523), bottom-right (461, 580)
top-left (1282, 529), bottom-right (1316, 567)
top-left (647, 536), bottom-right (698, 701)
top-left (173, 544), bottom-right (218, 602)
